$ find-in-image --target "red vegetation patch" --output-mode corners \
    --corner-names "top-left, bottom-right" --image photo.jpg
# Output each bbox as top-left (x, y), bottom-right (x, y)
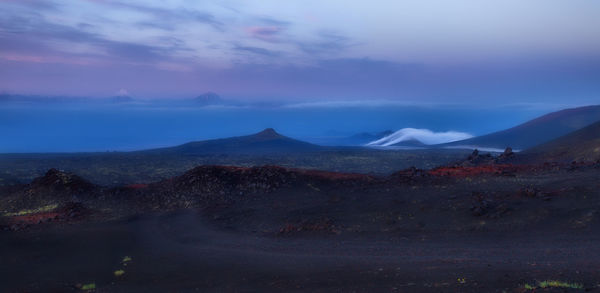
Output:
top-left (11, 212), bottom-right (62, 225)
top-left (428, 165), bottom-right (522, 177)
top-left (126, 183), bottom-right (149, 189)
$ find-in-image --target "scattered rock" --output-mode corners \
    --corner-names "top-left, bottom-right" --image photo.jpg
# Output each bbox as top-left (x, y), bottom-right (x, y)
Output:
top-left (470, 192), bottom-right (492, 216)
top-left (391, 167), bottom-right (429, 182)
top-left (519, 186), bottom-right (543, 198)
top-left (466, 149), bottom-right (481, 161)
top-left (496, 147), bottom-right (515, 163)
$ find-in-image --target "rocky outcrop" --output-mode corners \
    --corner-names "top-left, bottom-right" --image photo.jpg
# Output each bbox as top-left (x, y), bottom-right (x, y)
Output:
top-left (391, 167), bottom-right (429, 182)
top-left (496, 147), bottom-right (515, 163)
top-left (29, 169), bottom-right (96, 195)
top-left (455, 147), bottom-right (516, 167)
top-left (117, 165), bottom-right (374, 210)
top-left (460, 149), bottom-right (494, 166)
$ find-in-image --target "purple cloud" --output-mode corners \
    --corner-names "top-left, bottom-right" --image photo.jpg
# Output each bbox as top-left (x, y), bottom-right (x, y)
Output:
top-left (0, 0), bottom-right (598, 106)
top-left (246, 26), bottom-right (283, 42)
top-left (233, 45), bottom-right (281, 57)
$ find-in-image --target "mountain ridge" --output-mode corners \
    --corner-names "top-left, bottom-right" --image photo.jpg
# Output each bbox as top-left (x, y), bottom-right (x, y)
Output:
top-left (523, 120), bottom-right (600, 163)
top-left (437, 105), bottom-right (600, 150)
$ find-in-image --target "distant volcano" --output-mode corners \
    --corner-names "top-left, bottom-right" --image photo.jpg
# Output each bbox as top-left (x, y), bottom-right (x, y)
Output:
top-left (194, 92), bottom-right (223, 106)
top-left (144, 128), bottom-right (322, 155)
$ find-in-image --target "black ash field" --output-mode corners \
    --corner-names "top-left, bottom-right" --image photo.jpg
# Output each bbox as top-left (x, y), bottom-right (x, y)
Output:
top-left (2, 154), bottom-right (600, 292)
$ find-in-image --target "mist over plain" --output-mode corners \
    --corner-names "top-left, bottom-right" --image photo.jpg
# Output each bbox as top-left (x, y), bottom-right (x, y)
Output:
top-left (0, 99), bottom-right (552, 152)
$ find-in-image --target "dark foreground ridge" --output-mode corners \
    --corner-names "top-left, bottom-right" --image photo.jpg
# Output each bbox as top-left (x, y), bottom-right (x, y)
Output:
top-left (2, 154), bottom-right (600, 292)
top-left (3, 149), bottom-right (600, 229)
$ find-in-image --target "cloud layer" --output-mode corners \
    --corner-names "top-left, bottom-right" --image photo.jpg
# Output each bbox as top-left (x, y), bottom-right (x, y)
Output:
top-left (0, 0), bottom-right (599, 103)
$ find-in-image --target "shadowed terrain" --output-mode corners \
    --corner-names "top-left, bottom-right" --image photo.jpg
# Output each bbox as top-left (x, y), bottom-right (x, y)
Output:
top-left (0, 134), bottom-right (471, 186)
top-left (439, 105), bottom-right (600, 150)
top-left (2, 151), bottom-right (600, 292)
top-left (524, 120), bottom-right (600, 163)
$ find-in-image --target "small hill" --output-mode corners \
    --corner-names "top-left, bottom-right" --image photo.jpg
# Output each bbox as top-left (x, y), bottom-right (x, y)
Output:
top-left (1, 169), bottom-right (99, 213)
top-left (439, 105), bottom-right (600, 150)
top-left (30, 168), bottom-right (96, 194)
top-left (194, 92), bottom-right (223, 106)
top-left (146, 128), bottom-right (322, 155)
top-left (142, 165), bottom-right (374, 204)
top-left (523, 121), bottom-right (600, 163)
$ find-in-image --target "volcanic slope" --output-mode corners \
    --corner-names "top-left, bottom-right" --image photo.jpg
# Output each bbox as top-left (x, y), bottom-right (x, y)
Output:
top-left (523, 120), bottom-right (600, 163)
top-left (142, 128), bottom-right (323, 155)
top-left (439, 105), bottom-right (600, 150)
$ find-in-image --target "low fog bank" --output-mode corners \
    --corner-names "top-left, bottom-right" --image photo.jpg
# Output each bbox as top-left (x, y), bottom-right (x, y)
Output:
top-left (367, 128), bottom-right (473, 146)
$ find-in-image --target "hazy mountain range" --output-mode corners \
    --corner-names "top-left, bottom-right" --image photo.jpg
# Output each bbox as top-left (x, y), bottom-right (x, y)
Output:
top-left (128, 104), bottom-right (600, 163)
top-left (1, 93), bottom-right (599, 157)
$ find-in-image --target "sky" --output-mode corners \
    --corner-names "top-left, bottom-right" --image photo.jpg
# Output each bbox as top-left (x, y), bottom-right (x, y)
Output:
top-left (1, 0), bottom-right (599, 105)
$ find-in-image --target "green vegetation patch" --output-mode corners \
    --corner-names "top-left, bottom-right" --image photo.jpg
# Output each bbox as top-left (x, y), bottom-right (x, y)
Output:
top-left (2, 204), bottom-right (58, 217)
top-left (114, 269), bottom-right (125, 277)
top-left (523, 280), bottom-right (584, 290)
top-left (81, 283), bottom-right (96, 290)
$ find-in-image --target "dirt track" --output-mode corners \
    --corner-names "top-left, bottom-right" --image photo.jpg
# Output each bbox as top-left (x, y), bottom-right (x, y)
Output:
top-left (2, 211), bottom-right (600, 292)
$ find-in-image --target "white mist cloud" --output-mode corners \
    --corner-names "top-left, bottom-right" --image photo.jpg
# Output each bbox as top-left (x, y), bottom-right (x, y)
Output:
top-left (367, 128), bottom-right (473, 146)
top-left (282, 100), bottom-right (426, 108)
